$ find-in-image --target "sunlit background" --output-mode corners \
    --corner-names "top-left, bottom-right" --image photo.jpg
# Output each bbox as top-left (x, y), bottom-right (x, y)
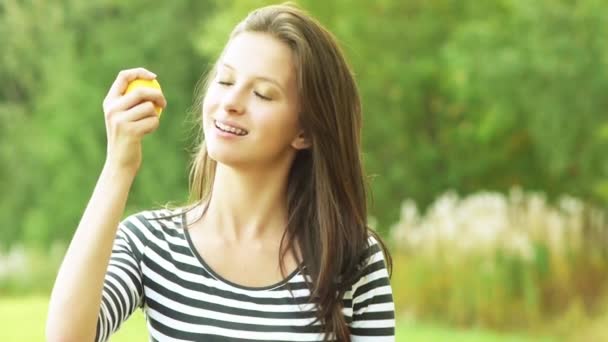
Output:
top-left (1, 0), bottom-right (607, 341)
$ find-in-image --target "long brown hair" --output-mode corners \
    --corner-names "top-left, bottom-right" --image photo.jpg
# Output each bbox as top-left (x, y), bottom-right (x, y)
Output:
top-left (176, 4), bottom-right (391, 341)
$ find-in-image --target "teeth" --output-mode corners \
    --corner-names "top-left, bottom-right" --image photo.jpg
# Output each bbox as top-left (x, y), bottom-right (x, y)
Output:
top-left (215, 121), bottom-right (248, 136)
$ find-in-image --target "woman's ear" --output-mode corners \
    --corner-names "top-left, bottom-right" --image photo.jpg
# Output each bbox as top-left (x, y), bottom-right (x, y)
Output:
top-left (291, 130), bottom-right (312, 150)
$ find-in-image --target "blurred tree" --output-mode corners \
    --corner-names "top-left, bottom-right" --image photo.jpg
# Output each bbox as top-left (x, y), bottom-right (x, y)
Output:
top-left (1, 0), bottom-right (606, 246)
top-left (0, 0), bottom-right (215, 248)
top-left (195, 0), bottom-right (607, 232)
top-left (440, 0), bottom-right (608, 204)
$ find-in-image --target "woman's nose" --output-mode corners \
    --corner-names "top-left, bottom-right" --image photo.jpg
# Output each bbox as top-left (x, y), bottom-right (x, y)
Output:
top-left (221, 85), bottom-right (246, 114)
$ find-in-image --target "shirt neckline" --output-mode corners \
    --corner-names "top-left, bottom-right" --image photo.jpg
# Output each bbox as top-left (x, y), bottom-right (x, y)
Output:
top-left (180, 211), bottom-right (303, 291)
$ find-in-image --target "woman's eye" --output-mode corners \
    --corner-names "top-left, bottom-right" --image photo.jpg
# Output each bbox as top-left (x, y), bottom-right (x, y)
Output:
top-left (254, 92), bottom-right (272, 101)
top-left (218, 80), bottom-right (233, 86)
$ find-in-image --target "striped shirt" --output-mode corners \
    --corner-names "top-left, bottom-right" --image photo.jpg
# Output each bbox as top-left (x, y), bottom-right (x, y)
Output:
top-left (96, 209), bottom-right (395, 341)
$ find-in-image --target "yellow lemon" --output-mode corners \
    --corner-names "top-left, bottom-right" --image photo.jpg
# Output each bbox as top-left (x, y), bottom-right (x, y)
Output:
top-left (124, 78), bottom-right (163, 116)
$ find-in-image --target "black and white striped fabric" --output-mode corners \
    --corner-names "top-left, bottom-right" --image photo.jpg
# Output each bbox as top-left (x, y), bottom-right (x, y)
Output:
top-left (96, 209), bottom-right (395, 341)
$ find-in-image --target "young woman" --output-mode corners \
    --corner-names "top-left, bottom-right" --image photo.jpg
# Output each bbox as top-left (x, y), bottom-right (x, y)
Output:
top-left (47, 4), bottom-right (395, 342)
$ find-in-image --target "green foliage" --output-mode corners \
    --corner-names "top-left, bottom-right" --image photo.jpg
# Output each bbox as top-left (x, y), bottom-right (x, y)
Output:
top-left (0, 0), bottom-right (214, 248)
top-left (0, 0), bottom-right (606, 244)
top-left (193, 0), bottom-right (608, 233)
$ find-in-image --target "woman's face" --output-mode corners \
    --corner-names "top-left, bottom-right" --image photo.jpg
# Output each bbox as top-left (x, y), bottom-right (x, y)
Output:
top-left (202, 31), bottom-right (305, 169)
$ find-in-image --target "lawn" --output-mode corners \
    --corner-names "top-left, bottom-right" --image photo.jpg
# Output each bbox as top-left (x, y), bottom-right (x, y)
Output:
top-left (0, 296), bottom-right (559, 341)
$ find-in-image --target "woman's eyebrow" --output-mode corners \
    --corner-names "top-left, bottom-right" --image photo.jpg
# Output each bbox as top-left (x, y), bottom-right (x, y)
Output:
top-left (221, 62), bottom-right (285, 93)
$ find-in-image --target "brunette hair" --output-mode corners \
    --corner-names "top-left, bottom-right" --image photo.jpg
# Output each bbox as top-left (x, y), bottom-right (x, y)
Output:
top-left (175, 3), bottom-right (392, 341)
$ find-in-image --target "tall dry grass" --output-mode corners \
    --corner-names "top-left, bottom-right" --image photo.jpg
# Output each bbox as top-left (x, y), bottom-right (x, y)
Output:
top-left (390, 187), bottom-right (608, 330)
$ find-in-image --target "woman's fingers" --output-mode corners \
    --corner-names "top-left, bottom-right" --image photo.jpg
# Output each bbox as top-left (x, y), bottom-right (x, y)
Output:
top-left (102, 68), bottom-right (162, 172)
top-left (104, 87), bottom-right (166, 117)
top-left (121, 101), bottom-right (159, 123)
top-left (130, 113), bottom-right (161, 136)
top-left (107, 101), bottom-right (160, 137)
top-left (103, 67), bottom-right (157, 112)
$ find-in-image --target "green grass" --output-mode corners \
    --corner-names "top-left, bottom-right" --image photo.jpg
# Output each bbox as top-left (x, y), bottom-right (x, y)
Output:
top-left (0, 296), bottom-right (559, 342)
top-left (0, 295), bottom-right (148, 342)
top-left (396, 320), bottom-right (560, 342)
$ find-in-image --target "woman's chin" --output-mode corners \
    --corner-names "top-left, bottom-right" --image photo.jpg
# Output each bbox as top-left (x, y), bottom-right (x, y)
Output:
top-left (206, 147), bottom-right (247, 166)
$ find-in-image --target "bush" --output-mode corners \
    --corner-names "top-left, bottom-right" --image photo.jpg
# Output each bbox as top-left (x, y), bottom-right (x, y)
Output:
top-left (391, 187), bottom-right (608, 330)
top-left (0, 242), bottom-right (65, 295)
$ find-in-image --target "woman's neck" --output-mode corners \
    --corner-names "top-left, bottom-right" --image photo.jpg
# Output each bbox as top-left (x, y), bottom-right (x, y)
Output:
top-left (204, 163), bottom-right (290, 242)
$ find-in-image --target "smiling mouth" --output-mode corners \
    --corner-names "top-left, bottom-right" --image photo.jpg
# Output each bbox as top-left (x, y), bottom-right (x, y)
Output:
top-left (214, 120), bottom-right (248, 136)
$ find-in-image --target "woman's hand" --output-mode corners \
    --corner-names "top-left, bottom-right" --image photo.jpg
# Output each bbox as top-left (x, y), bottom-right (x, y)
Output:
top-left (102, 67), bottom-right (166, 173)
top-left (46, 68), bottom-right (165, 341)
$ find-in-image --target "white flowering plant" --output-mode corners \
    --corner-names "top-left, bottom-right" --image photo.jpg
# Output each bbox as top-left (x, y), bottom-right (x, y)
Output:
top-left (390, 187), bottom-right (608, 329)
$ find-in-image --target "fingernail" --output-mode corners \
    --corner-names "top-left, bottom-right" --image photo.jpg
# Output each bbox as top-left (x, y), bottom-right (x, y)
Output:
top-left (149, 72), bottom-right (157, 77)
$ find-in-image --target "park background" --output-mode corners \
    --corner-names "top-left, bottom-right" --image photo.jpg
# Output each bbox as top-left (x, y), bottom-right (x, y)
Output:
top-left (1, 0), bottom-right (607, 341)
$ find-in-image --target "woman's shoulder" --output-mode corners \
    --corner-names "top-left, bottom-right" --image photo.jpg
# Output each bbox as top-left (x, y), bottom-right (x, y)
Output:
top-left (119, 206), bottom-right (186, 238)
top-left (363, 231), bottom-right (388, 264)
top-left (351, 231), bottom-right (391, 288)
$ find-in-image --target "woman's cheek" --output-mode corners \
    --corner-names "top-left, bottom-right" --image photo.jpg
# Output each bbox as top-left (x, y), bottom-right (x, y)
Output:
top-left (202, 92), bottom-right (219, 118)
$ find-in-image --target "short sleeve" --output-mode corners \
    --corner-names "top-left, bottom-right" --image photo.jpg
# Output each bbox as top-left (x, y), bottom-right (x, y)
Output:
top-left (95, 213), bottom-right (148, 342)
top-left (349, 236), bottom-right (396, 341)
